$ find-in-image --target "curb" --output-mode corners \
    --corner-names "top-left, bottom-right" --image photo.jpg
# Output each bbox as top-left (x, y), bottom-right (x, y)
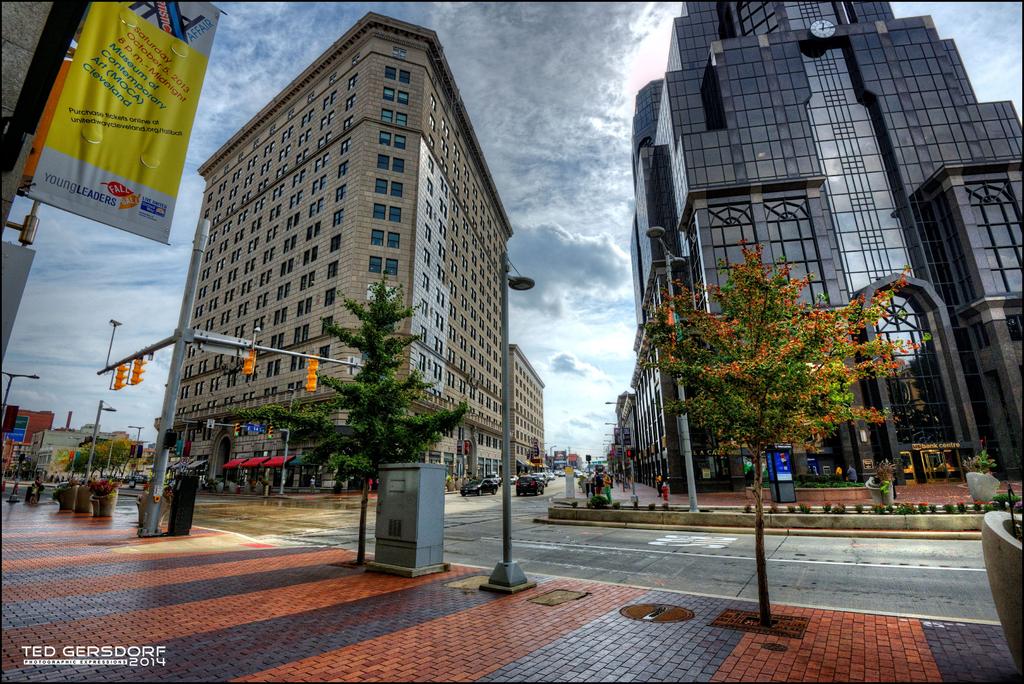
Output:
top-left (533, 517), bottom-right (983, 540)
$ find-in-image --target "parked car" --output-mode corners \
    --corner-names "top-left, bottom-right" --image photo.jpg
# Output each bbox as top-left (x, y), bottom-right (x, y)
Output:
top-left (461, 478), bottom-right (498, 496)
top-left (516, 474), bottom-right (545, 496)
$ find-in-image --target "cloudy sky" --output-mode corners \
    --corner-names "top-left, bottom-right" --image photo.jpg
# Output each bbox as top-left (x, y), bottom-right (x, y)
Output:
top-left (5, 2), bottom-right (1022, 458)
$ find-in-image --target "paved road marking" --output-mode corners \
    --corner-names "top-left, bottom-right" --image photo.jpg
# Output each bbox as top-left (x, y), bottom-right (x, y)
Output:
top-left (649, 534), bottom-right (737, 548)
top-left (479, 537), bottom-right (985, 572)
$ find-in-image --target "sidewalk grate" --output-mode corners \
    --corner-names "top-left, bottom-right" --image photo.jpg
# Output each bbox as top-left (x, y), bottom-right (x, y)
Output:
top-left (529, 589), bottom-right (590, 606)
top-left (619, 603), bottom-right (694, 622)
top-left (711, 608), bottom-right (809, 639)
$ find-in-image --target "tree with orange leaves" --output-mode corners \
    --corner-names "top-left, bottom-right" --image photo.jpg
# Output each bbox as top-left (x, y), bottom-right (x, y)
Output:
top-left (646, 243), bottom-right (917, 627)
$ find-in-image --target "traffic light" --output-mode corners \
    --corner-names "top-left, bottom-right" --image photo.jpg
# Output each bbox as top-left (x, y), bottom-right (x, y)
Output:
top-left (233, 421), bottom-right (241, 437)
top-left (267, 424), bottom-right (274, 438)
top-left (305, 359), bottom-right (319, 392)
top-left (113, 364), bottom-right (129, 390)
top-left (242, 348), bottom-right (257, 375)
top-left (626, 449), bottom-right (633, 460)
top-left (129, 358), bottom-right (146, 385)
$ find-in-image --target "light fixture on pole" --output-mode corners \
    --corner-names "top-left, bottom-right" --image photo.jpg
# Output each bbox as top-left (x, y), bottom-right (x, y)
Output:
top-left (127, 425), bottom-right (144, 480)
top-left (646, 225), bottom-right (698, 513)
top-left (105, 320), bottom-right (123, 389)
top-left (85, 401), bottom-right (116, 481)
top-left (482, 262), bottom-right (536, 594)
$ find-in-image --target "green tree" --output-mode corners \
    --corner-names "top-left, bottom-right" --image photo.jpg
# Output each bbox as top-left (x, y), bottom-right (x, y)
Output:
top-left (94, 437), bottom-right (133, 479)
top-left (241, 280), bottom-right (467, 564)
top-left (647, 243), bottom-right (916, 626)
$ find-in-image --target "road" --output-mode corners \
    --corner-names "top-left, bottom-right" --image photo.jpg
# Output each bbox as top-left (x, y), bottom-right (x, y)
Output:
top-left (182, 478), bottom-right (998, 622)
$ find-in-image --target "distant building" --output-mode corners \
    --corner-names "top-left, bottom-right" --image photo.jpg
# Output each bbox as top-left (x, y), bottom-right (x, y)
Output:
top-left (509, 344), bottom-right (545, 472)
top-left (30, 427), bottom-right (128, 478)
top-left (3, 409), bottom-right (54, 467)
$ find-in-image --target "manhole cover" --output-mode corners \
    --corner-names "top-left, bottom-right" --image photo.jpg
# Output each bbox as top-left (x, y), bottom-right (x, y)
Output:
top-left (619, 604), bottom-right (695, 622)
top-left (762, 643), bottom-right (788, 652)
top-left (529, 590), bottom-right (590, 606)
top-left (710, 609), bottom-right (809, 639)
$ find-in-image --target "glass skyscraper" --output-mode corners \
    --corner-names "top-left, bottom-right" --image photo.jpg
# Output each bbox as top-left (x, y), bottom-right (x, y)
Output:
top-left (628, 2), bottom-right (1022, 492)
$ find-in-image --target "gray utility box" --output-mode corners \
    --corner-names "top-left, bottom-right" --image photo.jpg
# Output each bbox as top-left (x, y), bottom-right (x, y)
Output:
top-left (370, 463), bottom-right (448, 576)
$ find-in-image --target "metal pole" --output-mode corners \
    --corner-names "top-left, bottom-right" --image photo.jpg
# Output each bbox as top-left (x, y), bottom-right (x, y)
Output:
top-left (280, 429), bottom-right (290, 496)
top-left (104, 321), bottom-right (122, 389)
top-left (85, 400), bottom-right (103, 481)
top-left (661, 241), bottom-right (699, 513)
top-left (486, 261), bottom-right (531, 590)
top-left (142, 218), bottom-right (210, 537)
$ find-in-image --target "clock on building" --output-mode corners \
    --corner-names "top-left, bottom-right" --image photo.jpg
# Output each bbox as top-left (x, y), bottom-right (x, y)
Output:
top-left (810, 19), bottom-right (836, 38)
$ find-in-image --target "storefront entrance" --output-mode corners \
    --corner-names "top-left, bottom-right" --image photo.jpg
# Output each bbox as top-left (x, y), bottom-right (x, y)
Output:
top-left (898, 446), bottom-right (965, 484)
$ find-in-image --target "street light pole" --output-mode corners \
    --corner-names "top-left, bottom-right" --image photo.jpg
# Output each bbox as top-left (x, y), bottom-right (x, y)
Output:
top-left (647, 226), bottom-right (699, 513)
top-left (483, 261), bottom-right (536, 594)
top-left (126, 426), bottom-right (144, 479)
top-left (105, 320), bottom-right (123, 389)
top-left (85, 400), bottom-right (116, 481)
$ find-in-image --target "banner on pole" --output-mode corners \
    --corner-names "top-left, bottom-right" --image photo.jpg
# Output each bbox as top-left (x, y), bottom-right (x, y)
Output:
top-left (24, 1), bottom-right (221, 243)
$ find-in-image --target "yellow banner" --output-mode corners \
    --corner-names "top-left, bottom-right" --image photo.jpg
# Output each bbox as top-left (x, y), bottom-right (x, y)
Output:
top-left (26, 1), bottom-right (220, 243)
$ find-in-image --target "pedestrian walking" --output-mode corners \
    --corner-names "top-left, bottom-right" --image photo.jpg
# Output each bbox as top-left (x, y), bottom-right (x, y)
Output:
top-left (846, 464), bottom-right (858, 483)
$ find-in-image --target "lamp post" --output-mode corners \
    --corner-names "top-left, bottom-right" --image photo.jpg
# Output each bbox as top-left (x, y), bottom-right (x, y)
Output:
top-left (279, 388), bottom-right (298, 496)
top-left (105, 320), bottom-right (122, 389)
top-left (483, 262), bottom-right (536, 594)
top-left (3, 372), bottom-right (40, 502)
top-left (646, 225), bottom-right (698, 513)
top-left (85, 401), bottom-right (116, 481)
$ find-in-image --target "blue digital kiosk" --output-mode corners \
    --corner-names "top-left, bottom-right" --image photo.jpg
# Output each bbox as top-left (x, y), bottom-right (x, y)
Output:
top-left (766, 444), bottom-right (796, 503)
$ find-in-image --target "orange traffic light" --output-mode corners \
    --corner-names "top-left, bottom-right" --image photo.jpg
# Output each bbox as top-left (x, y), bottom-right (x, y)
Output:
top-left (305, 359), bottom-right (319, 392)
top-left (113, 364), bottom-right (129, 390)
top-left (129, 358), bottom-right (146, 385)
top-left (242, 349), bottom-right (256, 375)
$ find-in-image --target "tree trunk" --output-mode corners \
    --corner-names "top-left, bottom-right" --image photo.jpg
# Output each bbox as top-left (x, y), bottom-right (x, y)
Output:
top-left (356, 478), bottom-right (369, 565)
top-left (752, 444), bottom-right (772, 627)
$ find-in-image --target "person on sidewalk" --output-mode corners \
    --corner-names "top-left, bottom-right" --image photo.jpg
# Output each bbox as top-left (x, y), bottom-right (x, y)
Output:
top-left (846, 464), bottom-right (858, 483)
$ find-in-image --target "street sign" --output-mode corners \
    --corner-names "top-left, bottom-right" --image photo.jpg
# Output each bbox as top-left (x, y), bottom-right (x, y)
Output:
top-left (206, 418), bottom-right (216, 430)
top-left (245, 422), bottom-right (266, 434)
top-left (3, 416), bottom-right (29, 444)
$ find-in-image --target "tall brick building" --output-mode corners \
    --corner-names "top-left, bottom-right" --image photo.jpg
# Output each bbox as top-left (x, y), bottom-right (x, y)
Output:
top-left (629, 2), bottom-right (1022, 492)
top-left (179, 13), bottom-right (537, 484)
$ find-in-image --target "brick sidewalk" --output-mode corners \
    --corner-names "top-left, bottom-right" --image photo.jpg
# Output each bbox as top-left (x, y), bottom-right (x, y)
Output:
top-left (2, 500), bottom-right (1018, 682)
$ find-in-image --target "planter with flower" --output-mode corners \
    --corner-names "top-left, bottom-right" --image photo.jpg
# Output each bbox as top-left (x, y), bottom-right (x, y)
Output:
top-left (982, 485), bottom-right (1023, 675)
top-left (74, 480), bottom-right (95, 513)
top-left (964, 451), bottom-right (1000, 503)
top-left (89, 479), bottom-right (119, 517)
top-left (865, 460), bottom-right (895, 506)
top-left (52, 481), bottom-right (79, 512)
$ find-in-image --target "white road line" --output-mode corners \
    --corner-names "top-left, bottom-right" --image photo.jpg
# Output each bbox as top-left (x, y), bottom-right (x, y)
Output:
top-left (479, 537), bottom-right (986, 572)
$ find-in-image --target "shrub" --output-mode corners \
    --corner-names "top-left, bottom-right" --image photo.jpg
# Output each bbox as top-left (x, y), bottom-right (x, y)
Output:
top-left (88, 480), bottom-right (118, 497)
top-left (571, 501), bottom-right (578, 509)
top-left (962, 450), bottom-right (997, 474)
top-left (798, 503), bottom-right (812, 514)
top-left (992, 492), bottom-right (1022, 507)
top-left (612, 501), bottom-right (621, 510)
top-left (590, 495), bottom-right (609, 509)
top-left (854, 504), bottom-right (864, 514)
top-left (822, 503), bottom-right (833, 513)
top-left (956, 502), bottom-right (967, 514)
top-left (872, 504), bottom-right (885, 515)
top-left (928, 504), bottom-right (937, 513)
top-left (744, 503), bottom-right (753, 514)
top-left (769, 504), bottom-right (779, 514)
top-left (896, 503), bottom-right (914, 515)
top-left (661, 502), bottom-right (670, 511)
top-left (787, 505), bottom-right (797, 513)
top-left (885, 504), bottom-right (894, 515)
top-left (984, 503), bottom-right (996, 512)
top-left (917, 503), bottom-right (929, 514)
top-left (973, 501), bottom-right (983, 512)
top-left (648, 503), bottom-right (656, 511)
top-left (833, 503), bottom-right (846, 514)
top-left (943, 504), bottom-right (955, 514)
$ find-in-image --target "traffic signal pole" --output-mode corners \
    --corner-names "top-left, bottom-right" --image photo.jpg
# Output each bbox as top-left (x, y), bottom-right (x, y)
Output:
top-left (142, 218), bottom-right (210, 537)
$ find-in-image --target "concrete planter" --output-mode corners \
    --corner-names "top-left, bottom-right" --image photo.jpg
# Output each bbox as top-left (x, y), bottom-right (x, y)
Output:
top-left (982, 512), bottom-right (1022, 675)
top-left (215, 481), bottom-right (224, 493)
top-left (548, 506), bottom-right (983, 531)
top-left (865, 477), bottom-right (894, 506)
top-left (91, 492), bottom-right (117, 517)
top-left (56, 485), bottom-right (78, 512)
top-left (73, 485), bottom-right (94, 513)
top-left (967, 471), bottom-right (999, 502)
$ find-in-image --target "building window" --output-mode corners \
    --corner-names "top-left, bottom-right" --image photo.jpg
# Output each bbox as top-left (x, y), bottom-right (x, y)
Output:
top-left (371, 229), bottom-right (384, 246)
top-left (325, 287), bottom-right (336, 306)
top-left (330, 234), bottom-right (341, 251)
top-left (387, 231), bottom-right (400, 248)
top-left (966, 180), bottom-right (1022, 292)
top-left (397, 91), bottom-right (409, 105)
top-left (393, 134), bottom-right (406, 149)
top-left (385, 258), bottom-right (399, 275)
top-left (389, 206), bottom-right (402, 222)
top-left (385, 66), bottom-right (396, 80)
top-left (383, 87), bottom-right (395, 101)
top-left (390, 181), bottom-right (403, 198)
top-left (399, 69), bottom-right (410, 83)
top-left (377, 154), bottom-right (389, 170)
top-left (335, 184), bottom-right (347, 202)
top-left (395, 112), bottom-right (408, 127)
top-left (381, 109), bottom-right (393, 123)
top-left (373, 203), bottom-right (386, 220)
top-left (1007, 314), bottom-right (1023, 341)
top-left (736, 1), bottom-right (778, 36)
top-left (379, 131), bottom-right (391, 146)
top-left (375, 178), bottom-right (389, 194)
top-left (392, 158), bottom-right (404, 173)
top-left (369, 256), bottom-right (382, 273)
top-left (347, 73), bottom-right (358, 90)
top-left (332, 209), bottom-right (344, 226)
top-left (764, 199), bottom-right (825, 302)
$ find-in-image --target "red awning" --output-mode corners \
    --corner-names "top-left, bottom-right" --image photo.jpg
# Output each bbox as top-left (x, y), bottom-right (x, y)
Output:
top-left (222, 458), bottom-right (246, 469)
top-left (241, 457), bottom-right (268, 467)
top-left (263, 455), bottom-right (296, 468)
